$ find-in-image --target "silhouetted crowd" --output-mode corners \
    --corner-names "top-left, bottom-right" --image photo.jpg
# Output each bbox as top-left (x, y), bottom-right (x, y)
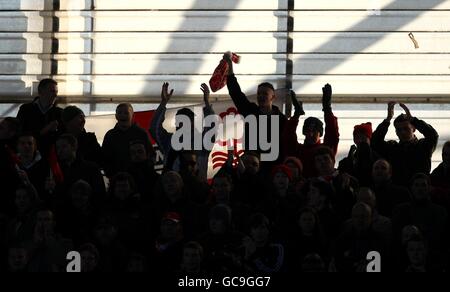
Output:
top-left (1, 68), bottom-right (449, 273)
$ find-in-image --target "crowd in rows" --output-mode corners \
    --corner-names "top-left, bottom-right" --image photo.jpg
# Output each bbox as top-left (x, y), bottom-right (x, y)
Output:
top-left (0, 54), bottom-right (449, 272)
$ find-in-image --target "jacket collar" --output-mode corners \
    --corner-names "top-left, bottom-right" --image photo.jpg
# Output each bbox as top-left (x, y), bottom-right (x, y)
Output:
top-left (19, 151), bottom-right (42, 169)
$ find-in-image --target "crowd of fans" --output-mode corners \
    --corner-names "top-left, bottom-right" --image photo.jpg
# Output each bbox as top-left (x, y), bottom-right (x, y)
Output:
top-left (1, 54), bottom-right (449, 272)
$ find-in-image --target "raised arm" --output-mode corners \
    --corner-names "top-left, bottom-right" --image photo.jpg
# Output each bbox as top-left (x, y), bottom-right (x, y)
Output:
top-left (322, 84), bottom-right (340, 155)
top-left (149, 82), bottom-right (174, 154)
top-left (400, 103), bottom-right (439, 154)
top-left (201, 83), bottom-right (214, 117)
top-left (372, 102), bottom-right (396, 156)
top-left (282, 91), bottom-right (303, 156)
top-left (224, 52), bottom-right (256, 116)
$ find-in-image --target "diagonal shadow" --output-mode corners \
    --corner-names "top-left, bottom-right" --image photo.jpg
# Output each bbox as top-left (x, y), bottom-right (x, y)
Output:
top-left (0, 104), bottom-right (19, 117)
top-left (293, 0), bottom-right (447, 95)
top-left (140, 0), bottom-right (242, 96)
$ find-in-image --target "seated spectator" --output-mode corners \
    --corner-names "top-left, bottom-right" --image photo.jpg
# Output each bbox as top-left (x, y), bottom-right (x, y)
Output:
top-left (60, 106), bottom-right (102, 165)
top-left (333, 203), bottom-right (388, 272)
top-left (313, 146), bottom-right (358, 220)
top-left (178, 151), bottom-right (210, 204)
top-left (271, 164), bottom-right (292, 200)
top-left (79, 243), bottom-right (100, 273)
top-left (197, 205), bottom-right (244, 273)
top-left (210, 170), bottom-right (234, 206)
top-left (128, 140), bottom-right (160, 204)
top-left (264, 165), bottom-right (302, 238)
top-left (7, 245), bottom-right (29, 272)
top-left (151, 171), bottom-right (200, 240)
top-left (241, 213), bottom-right (286, 273)
top-left (394, 225), bottom-right (422, 271)
top-left (102, 103), bottom-right (154, 178)
top-left (57, 180), bottom-right (97, 247)
top-left (233, 151), bottom-right (271, 212)
top-left (104, 172), bottom-right (151, 253)
top-left (178, 241), bottom-right (205, 274)
top-left (303, 179), bottom-right (342, 239)
top-left (204, 170), bottom-right (249, 232)
top-left (48, 134), bottom-right (106, 206)
top-left (16, 133), bottom-right (50, 200)
top-left (27, 209), bottom-right (73, 272)
top-left (393, 173), bottom-right (448, 270)
top-left (288, 207), bottom-right (329, 272)
top-left (91, 215), bottom-right (127, 272)
top-left (149, 212), bottom-right (185, 273)
top-left (371, 159), bottom-right (411, 217)
top-left (16, 79), bottom-right (61, 157)
top-left (150, 83), bottom-right (215, 181)
top-left (283, 84), bottom-right (339, 178)
top-left (404, 235), bottom-right (430, 272)
top-left (283, 156), bottom-right (307, 196)
top-left (106, 172), bottom-right (140, 209)
top-left (339, 123), bottom-right (380, 186)
top-left (372, 102), bottom-right (439, 186)
top-left (430, 141), bottom-right (450, 212)
top-left (353, 187), bottom-right (392, 244)
top-left (6, 185), bottom-right (41, 246)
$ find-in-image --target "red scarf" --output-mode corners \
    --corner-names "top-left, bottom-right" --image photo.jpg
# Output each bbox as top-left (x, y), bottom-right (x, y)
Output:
top-left (209, 53), bottom-right (240, 92)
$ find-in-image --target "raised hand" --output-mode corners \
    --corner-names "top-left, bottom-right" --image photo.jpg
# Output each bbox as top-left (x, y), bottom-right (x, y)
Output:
top-left (161, 82), bottom-right (174, 104)
top-left (399, 103), bottom-right (412, 120)
top-left (387, 101), bottom-right (396, 121)
top-left (222, 51), bottom-right (233, 64)
top-left (222, 51), bottom-right (234, 75)
top-left (291, 90), bottom-right (305, 118)
top-left (322, 83), bottom-right (332, 111)
top-left (200, 83), bottom-right (210, 106)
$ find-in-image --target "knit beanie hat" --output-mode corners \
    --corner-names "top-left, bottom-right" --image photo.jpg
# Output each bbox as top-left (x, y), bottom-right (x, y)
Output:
top-left (353, 122), bottom-right (373, 140)
top-left (271, 164), bottom-right (293, 181)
